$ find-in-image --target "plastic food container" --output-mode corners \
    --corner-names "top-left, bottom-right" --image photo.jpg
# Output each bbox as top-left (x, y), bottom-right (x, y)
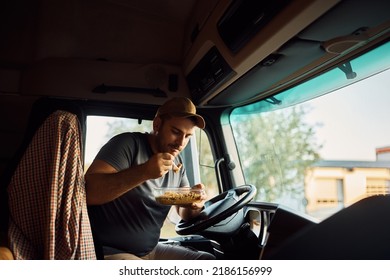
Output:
top-left (153, 187), bottom-right (204, 205)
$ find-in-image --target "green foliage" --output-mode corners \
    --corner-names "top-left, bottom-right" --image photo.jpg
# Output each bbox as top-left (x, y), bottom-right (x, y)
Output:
top-left (231, 105), bottom-right (322, 203)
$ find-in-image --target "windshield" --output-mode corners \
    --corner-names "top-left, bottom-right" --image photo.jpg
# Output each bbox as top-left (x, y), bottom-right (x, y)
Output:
top-left (230, 42), bottom-right (390, 220)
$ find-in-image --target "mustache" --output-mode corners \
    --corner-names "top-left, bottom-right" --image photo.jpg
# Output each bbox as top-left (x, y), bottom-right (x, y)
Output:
top-left (169, 144), bottom-right (181, 151)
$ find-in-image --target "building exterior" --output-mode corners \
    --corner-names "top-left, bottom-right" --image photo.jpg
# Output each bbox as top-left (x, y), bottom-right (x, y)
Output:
top-left (305, 147), bottom-right (390, 220)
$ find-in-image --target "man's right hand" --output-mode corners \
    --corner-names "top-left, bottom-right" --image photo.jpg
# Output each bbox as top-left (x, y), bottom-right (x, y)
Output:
top-left (145, 153), bottom-right (175, 179)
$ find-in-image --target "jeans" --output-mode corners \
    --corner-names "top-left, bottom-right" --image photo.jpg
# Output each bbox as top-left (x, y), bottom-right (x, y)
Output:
top-left (104, 242), bottom-right (215, 260)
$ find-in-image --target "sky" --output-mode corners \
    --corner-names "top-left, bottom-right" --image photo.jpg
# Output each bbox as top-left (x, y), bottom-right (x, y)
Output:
top-left (304, 68), bottom-right (390, 161)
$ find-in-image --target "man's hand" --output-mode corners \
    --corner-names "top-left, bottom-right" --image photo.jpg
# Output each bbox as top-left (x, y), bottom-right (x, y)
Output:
top-left (189, 183), bottom-right (207, 210)
top-left (145, 152), bottom-right (175, 178)
top-left (176, 184), bottom-right (208, 220)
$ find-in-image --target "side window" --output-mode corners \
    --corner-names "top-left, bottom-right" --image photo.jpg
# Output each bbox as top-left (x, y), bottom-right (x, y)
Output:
top-left (84, 116), bottom-right (151, 170)
top-left (85, 115), bottom-right (219, 238)
top-left (196, 129), bottom-right (219, 199)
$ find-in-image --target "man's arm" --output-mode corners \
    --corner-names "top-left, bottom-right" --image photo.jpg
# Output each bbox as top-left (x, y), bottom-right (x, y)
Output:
top-left (85, 153), bottom-right (174, 205)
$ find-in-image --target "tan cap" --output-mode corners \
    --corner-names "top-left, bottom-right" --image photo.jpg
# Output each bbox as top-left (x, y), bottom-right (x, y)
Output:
top-left (156, 97), bottom-right (205, 129)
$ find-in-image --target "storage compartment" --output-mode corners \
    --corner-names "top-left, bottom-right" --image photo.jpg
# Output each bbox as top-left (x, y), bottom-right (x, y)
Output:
top-left (217, 0), bottom-right (291, 53)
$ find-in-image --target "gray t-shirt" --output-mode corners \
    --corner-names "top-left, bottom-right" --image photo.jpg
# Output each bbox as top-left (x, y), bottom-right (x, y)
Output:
top-left (87, 132), bottom-right (189, 256)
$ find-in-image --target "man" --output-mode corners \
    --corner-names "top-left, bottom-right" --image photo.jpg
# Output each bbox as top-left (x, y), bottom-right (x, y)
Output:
top-left (85, 97), bottom-right (215, 260)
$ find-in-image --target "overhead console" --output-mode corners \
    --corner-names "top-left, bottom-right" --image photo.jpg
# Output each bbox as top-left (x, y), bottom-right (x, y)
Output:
top-left (186, 46), bottom-right (234, 104)
top-left (209, 0), bottom-right (390, 106)
top-left (186, 0), bottom-right (292, 104)
top-left (183, 0), bottom-right (343, 106)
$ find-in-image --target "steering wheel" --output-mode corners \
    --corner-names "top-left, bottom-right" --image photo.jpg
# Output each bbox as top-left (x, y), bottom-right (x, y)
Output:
top-left (175, 184), bottom-right (257, 235)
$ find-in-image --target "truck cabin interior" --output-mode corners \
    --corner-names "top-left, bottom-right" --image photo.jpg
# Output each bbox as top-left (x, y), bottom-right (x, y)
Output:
top-left (1, 0), bottom-right (390, 260)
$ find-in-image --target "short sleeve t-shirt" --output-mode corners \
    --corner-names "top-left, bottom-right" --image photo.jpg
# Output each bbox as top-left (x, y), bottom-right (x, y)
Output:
top-left (87, 132), bottom-right (189, 256)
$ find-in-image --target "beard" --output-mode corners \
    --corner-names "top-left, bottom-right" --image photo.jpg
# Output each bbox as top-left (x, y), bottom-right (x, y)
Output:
top-left (155, 136), bottom-right (180, 156)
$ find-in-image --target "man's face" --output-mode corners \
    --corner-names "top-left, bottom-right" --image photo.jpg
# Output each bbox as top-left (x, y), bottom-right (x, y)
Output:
top-left (154, 117), bottom-right (196, 157)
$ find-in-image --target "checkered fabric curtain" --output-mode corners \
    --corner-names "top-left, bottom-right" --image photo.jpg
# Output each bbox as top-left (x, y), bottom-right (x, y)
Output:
top-left (7, 110), bottom-right (96, 259)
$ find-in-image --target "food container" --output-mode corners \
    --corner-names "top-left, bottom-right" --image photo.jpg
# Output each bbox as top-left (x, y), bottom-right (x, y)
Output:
top-left (153, 187), bottom-right (204, 205)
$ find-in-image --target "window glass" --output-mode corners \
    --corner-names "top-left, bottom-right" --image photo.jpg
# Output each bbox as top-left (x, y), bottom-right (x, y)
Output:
top-left (85, 115), bottom-right (218, 238)
top-left (230, 42), bottom-right (390, 221)
top-left (85, 116), bottom-right (151, 170)
top-left (196, 129), bottom-right (220, 199)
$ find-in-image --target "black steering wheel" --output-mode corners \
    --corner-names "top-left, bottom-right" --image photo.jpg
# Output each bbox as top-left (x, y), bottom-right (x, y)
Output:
top-left (175, 184), bottom-right (257, 235)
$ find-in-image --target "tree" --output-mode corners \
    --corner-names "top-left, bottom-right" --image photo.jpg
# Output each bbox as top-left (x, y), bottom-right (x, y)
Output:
top-left (104, 118), bottom-right (151, 143)
top-left (231, 105), bottom-right (322, 207)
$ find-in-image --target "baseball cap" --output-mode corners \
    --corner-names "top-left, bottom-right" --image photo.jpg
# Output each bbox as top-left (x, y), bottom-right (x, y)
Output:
top-left (156, 97), bottom-right (205, 129)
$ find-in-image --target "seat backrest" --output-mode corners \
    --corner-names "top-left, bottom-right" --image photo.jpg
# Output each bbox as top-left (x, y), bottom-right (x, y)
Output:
top-left (0, 97), bottom-right (86, 237)
top-left (6, 109), bottom-right (96, 259)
